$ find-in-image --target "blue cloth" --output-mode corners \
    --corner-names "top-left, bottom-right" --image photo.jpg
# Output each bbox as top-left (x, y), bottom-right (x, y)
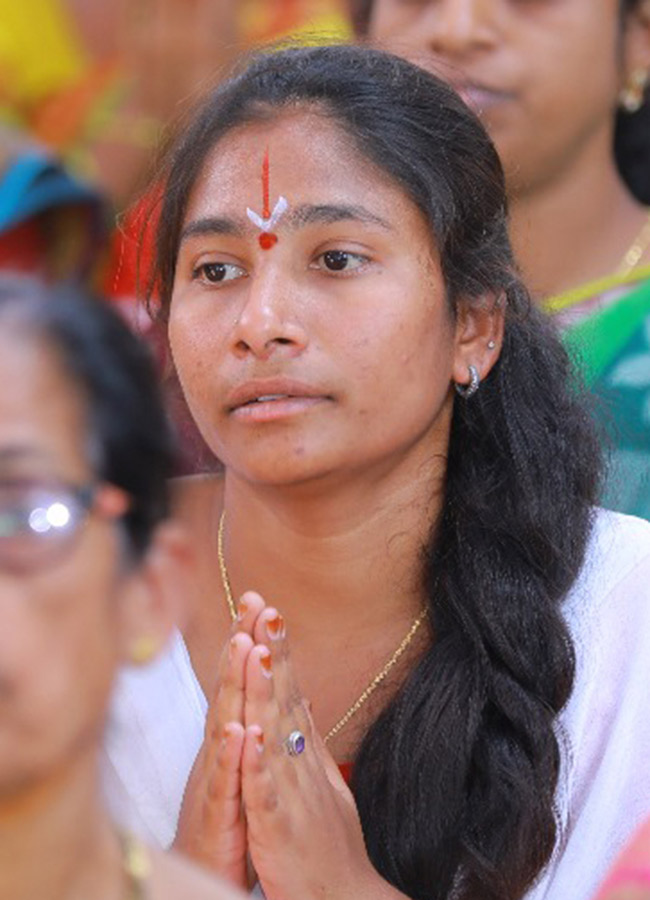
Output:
top-left (0, 150), bottom-right (100, 233)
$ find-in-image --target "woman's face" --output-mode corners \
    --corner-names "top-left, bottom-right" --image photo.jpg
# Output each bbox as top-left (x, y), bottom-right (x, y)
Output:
top-left (170, 111), bottom-right (474, 489)
top-left (368, 0), bottom-right (647, 194)
top-left (0, 329), bottom-right (132, 796)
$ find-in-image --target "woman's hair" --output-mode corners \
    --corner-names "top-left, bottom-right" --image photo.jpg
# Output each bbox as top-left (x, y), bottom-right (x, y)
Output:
top-left (150, 45), bottom-right (602, 900)
top-left (0, 274), bottom-right (174, 559)
top-left (348, 0), bottom-right (650, 203)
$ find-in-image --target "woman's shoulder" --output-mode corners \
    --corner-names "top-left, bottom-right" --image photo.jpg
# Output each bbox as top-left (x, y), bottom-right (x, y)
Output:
top-left (150, 847), bottom-right (245, 900)
top-left (567, 508), bottom-right (650, 616)
top-left (542, 512), bottom-right (650, 900)
top-left (561, 509), bottom-right (650, 671)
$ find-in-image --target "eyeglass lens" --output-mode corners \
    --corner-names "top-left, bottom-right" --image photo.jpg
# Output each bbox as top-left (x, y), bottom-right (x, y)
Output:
top-left (0, 481), bottom-right (89, 571)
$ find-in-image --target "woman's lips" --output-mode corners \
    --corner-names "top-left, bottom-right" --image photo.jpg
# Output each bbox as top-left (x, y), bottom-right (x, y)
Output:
top-left (230, 395), bottom-right (329, 423)
top-left (454, 83), bottom-right (513, 114)
top-left (226, 378), bottom-right (332, 422)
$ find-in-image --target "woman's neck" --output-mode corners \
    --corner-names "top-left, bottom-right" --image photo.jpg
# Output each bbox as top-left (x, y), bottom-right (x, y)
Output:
top-left (221, 452), bottom-right (444, 644)
top-left (509, 135), bottom-right (649, 299)
top-left (0, 753), bottom-right (123, 900)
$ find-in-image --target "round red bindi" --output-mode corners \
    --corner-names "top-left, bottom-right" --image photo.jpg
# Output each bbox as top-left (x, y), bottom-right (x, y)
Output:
top-left (259, 232), bottom-right (278, 250)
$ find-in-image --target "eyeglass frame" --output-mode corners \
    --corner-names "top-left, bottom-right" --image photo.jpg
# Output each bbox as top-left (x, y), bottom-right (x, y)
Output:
top-left (0, 476), bottom-right (131, 574)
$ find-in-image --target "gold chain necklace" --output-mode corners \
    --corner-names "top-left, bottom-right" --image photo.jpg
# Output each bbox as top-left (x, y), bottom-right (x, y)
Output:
top-left (217, 510), bottom-right (427, 745)
top-left (617, 210), bottom-right (650, 278)
top-left (120, 831), bottom-right (150, 900)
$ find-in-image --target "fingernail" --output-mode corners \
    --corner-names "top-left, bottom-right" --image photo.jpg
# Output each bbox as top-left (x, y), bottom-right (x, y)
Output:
top-left (228, 636), bottom-right (237, 660)
top-left (254, 729), bottom-right (264, 753)
top-left (266, 612), bottom-right (285, 641)
top-left (259, 649), bottom-right (273, 678)
top-left (237, 598), bottom-right (248, 621)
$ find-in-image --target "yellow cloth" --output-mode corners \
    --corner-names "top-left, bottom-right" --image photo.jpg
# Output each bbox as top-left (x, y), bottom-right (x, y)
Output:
top-left (239, 0), bottom-right (351, 44)
top-left (0, 0), bottom-right (87, 106)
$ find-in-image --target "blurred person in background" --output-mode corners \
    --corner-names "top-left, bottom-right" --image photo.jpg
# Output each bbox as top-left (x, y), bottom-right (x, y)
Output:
top-left (1, 0), bottom-right (349, 212)
top-left (353, 0), bottom-right (650, 519)
top-left (0, 275), bottom-right (245, 900)
top-left (0, 0), bottom-right (239, 208)
top-left (0, 124), bottom-right (107, 285)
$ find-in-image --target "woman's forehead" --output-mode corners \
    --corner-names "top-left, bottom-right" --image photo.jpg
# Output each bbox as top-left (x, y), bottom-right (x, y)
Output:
top-left (197, 110), bottom-right (365, 184)
top-left (0, 332), bottom-right (89, 477)
top-left (185, 110), bottom-right (420, 228)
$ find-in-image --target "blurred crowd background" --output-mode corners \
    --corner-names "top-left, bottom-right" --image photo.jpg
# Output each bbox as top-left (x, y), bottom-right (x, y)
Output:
top-left (0, 0), bottom-right (350, 287)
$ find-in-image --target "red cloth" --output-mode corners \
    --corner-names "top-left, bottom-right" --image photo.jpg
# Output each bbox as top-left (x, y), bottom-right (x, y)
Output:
top-left (339, 762), bottom-right (353, 785)
top-left (0, 220), bottom-right (47, 274)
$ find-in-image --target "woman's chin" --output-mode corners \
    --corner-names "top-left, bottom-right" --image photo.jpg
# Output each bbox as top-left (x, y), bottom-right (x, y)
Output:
top-left (220, 447), bottom-right (346, 490)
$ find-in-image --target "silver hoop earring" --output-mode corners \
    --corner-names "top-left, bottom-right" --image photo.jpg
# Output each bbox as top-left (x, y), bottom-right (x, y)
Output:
top-left (454, 365), bottom-right (480, 399)
top-left (619, 68), bottom-right (648, 114)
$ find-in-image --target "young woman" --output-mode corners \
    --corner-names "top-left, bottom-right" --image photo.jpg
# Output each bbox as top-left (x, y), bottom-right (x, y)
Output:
top-left (0, 276), bottom-right (244, 900)
top-left (353, 0), bottom-right (650, 518)
top-left (104, 46), bottom-right (650, 900)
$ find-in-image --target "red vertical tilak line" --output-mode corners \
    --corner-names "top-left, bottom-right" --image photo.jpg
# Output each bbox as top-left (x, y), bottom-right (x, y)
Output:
top-left (262, 148), bottom-right (271, 219)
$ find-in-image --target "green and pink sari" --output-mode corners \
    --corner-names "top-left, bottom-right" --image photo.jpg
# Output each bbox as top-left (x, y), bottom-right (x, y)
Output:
top-left (544, 265), bottom-right (650, 520)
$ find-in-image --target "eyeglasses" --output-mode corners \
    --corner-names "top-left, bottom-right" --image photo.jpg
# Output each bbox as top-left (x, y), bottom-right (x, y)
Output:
top-left (0, 478), bottom-right (130, 573)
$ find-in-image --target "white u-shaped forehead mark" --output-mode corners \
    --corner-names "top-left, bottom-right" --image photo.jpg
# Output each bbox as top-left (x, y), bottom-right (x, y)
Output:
top-left (246, 196), bottom-right (289, 233)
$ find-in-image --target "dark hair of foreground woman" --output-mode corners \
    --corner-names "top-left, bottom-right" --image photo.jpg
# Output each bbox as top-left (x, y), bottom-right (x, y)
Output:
top-left (0, 277), bottom-right (174, 557)
top-left (145, 45), bottom-right (604, 900)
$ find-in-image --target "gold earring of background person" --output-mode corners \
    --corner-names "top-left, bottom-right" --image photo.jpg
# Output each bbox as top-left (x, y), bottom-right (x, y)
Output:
top-left (0, 275), bottom-right (245, 900)
top-left (103, 45), bottom-right (650, 900)
top-left (357, 0), bottom-right (650, 521)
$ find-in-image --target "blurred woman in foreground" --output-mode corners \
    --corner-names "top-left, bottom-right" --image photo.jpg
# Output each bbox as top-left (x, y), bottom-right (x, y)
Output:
top-left (0, 275), bottom-right (244, 900)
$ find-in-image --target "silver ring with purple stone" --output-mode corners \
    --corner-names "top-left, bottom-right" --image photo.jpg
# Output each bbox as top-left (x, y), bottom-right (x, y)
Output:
top-left (284, 730), bottom-right (306, 757)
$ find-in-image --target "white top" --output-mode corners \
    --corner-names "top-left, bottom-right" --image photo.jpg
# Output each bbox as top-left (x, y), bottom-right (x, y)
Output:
top-left (103, 509), bottom-right (650, 900)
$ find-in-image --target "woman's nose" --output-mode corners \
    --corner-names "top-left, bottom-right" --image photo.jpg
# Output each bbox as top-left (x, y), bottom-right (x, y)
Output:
top-left (398, 0), bottom-right (498, 58)
top-left (231, 267), bottom-right (309, 361)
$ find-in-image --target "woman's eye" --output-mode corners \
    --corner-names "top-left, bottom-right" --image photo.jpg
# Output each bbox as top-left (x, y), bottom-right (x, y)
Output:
top-left (192, 262), bottom-right (246, 284)
top-left (314, 250), bottom-right (368, 273)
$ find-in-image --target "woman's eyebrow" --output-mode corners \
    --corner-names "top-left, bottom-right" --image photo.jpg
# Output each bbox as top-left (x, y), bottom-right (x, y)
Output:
top-left (180, 215), bottom-right (244, 242)
top-left (179, 203), bottom-right (393, 243)
top-left (288, 203), bottom-right (393, 230)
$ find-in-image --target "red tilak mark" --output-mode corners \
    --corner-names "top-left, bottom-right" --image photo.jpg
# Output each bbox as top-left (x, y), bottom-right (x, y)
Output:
top-left (259, 233), bottom-right (278, 250)
top-left (262, 149), bottom-right (271, 220)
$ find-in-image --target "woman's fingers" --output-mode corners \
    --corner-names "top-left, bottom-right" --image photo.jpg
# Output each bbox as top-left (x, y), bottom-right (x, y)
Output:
top-left (205, 630), bottom-right (251, 755)
top-left (242, 724), bottom-right (278, 814)
top-left (207, 721), bottom-right (246, 828)
top-left (251, 607), bottom-right (307, 726)
top-left (245, 641), bottom-right (309, 754)
top-left (240, 679), bottom-right (376, 900)
top-left (173, 621), bottom-right (257, 886)
top-left (173, 720), bottom-right (248, 886)
top-left (210, 588), bottom-right (268, 738)
top-left (234, 590), bottom-right (267, 635)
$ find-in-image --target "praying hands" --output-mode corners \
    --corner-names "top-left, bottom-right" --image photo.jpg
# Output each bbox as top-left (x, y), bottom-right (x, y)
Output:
top-left (173, 591), bottom-right (405, 900)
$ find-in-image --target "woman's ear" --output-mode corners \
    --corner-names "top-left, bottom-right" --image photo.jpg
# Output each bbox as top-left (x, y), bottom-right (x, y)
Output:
top-left (622, 1), bottom-right (650, 95)
top-left (452, 292), bottom-right (505, 389)
top-left (116, 522), bottom-right (194, 666)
